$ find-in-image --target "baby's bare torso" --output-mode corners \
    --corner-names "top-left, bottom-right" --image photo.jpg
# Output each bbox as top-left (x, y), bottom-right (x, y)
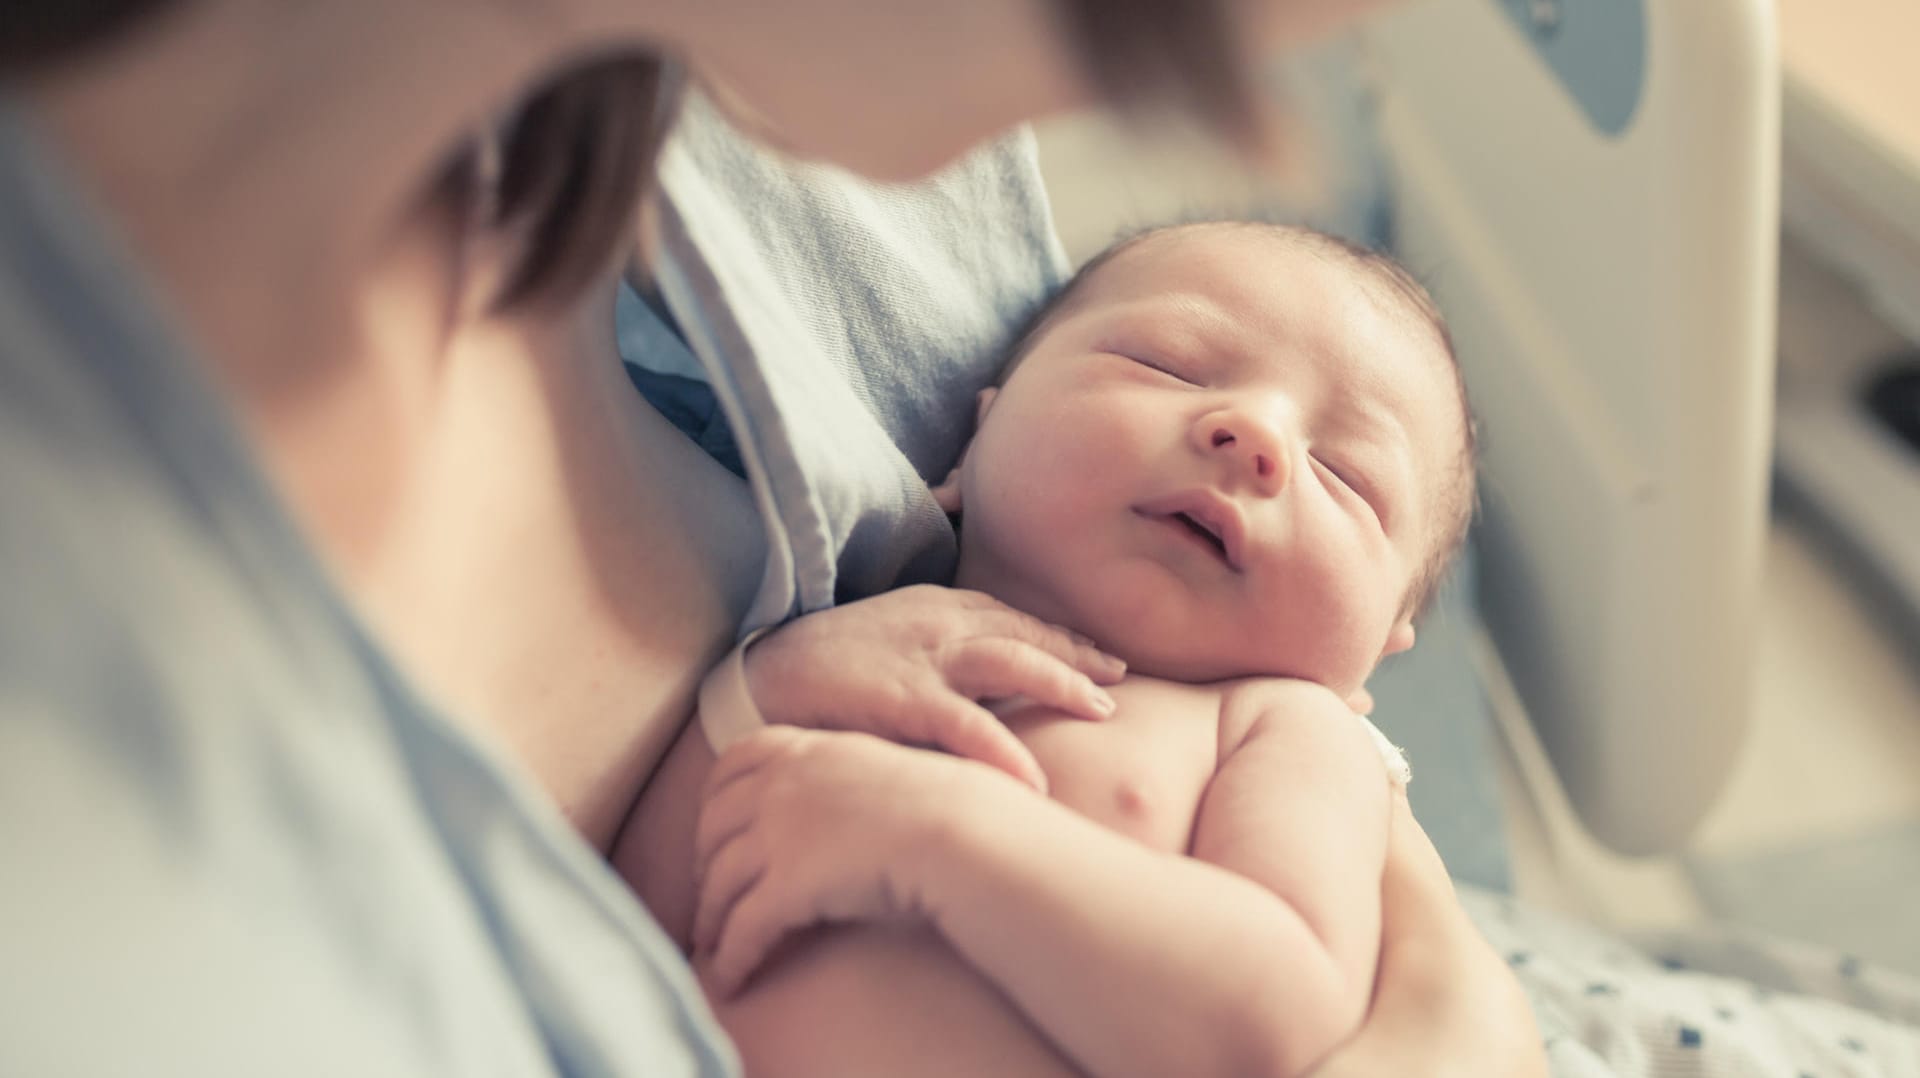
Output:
top-left (618, 676), bottom-right (1227, 1078)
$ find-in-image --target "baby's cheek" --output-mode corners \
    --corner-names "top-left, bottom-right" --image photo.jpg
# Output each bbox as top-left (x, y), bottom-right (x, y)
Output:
top-left (1264, 550), bottom-right (1384, 688)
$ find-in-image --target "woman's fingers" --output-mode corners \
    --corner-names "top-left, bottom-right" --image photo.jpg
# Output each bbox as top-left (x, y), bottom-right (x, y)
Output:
top-left (977, 603), bottom-right (1127, 684)
top-left (943, 637), bottom-right (1117, 721)
top-left (1305, 794), bottom-right (1547, 1078)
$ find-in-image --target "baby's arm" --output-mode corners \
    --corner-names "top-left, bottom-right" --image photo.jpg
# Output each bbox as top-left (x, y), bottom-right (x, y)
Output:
top-left (697, 681), bottom-right (1392, 1078)
top-left (919, 679), bottom-right (1389, 1078)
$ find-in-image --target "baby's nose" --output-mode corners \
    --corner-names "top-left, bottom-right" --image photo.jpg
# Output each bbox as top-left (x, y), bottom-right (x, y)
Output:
top-left (1196, 408), bottom-right (1290, 495)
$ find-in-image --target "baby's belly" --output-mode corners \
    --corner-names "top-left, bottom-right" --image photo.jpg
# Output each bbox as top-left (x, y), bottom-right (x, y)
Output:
top-left (615, 682), bottom-right (1219, 1078)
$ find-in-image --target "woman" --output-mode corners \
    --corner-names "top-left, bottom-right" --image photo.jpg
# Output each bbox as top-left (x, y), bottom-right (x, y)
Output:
top-left (0, 1), bottom-right (1539, 1074)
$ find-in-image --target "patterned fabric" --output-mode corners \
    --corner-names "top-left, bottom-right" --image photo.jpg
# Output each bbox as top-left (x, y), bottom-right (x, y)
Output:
top-left (1464, 890), bottom-right (1920, 1076)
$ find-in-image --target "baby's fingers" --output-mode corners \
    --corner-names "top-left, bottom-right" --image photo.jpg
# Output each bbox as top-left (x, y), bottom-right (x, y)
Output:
top-left (946, 637), bottom-right (1118, 722)
top-left (700, 726), bottom-right (803, 806)
top-left (694, 758), bottom-right (768, 868)
top-left (706, 887), bottom-right (799, 1000)
top-left (692, 832), bottom-right (763, 958)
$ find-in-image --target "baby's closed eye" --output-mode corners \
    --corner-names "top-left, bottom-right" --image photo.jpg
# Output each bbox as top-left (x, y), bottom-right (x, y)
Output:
top-left (1311, 453), bottom-right (1385, 523)
top-left (1110, 348), bottom-right (1203, 386)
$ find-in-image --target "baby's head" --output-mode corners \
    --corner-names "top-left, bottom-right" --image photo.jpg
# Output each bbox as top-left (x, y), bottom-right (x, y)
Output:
top-left (935, 221), bottom-right (1475, 699)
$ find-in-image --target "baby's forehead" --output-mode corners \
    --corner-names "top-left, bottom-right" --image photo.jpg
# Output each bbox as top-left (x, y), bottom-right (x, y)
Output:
top-left (1070, 226), bottom-right (1427, 344)
top-left (1073, 226), bottom-right (1453, 402)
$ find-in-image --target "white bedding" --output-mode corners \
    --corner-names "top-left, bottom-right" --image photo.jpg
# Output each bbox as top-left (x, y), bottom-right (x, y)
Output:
top-left (1463, 890), bottom-right (1920, 1076)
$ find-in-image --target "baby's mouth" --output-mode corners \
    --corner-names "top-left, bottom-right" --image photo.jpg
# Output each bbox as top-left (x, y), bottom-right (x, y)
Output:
top-left (1136, 490), bottom-right (1248, 571)
top-left (1175, 512), bottom-right (1229, 560)
top-left (1142, 508), bottom-right (1238, 571)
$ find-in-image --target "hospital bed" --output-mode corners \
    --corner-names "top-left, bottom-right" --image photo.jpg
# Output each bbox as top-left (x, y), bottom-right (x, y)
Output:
top-left (1322, 8), bottom-right (1920, 1071)
top-left (1370, 0), bottom-right (1781, 864)
top-left (1365, 0), bottom-right (1779, 860)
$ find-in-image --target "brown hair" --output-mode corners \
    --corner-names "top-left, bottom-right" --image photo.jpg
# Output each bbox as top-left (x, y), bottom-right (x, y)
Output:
top-left (478, 57), bottom-right (682, 310)
top-left (999, 221), bottom-right (1479, 620)
top-left (1052, 0), bottom-right (1267, 150)
top-left (0, 1), bottom-right (174, 68)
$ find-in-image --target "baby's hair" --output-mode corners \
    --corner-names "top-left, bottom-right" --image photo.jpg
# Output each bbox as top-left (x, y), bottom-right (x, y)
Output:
top-left (999, 220), bottom-right (1478, 620)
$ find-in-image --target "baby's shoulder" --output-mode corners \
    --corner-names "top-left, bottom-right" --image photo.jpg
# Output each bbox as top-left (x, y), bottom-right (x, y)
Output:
top-left (1216, 676), bottom-right (1349, 721)
top-left (1214, 677), bottom-right (1361, 754)
top-left (1212, 678), bottom-right (1411, 786)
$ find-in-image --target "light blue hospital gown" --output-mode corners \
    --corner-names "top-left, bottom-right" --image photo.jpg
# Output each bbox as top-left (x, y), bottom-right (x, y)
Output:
top-left (0, 102), bottom-right (734, 1075)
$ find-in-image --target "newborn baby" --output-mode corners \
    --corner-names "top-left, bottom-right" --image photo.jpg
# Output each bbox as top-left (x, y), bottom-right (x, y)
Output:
top-left (616, 221), bottom-right (1476, 1078)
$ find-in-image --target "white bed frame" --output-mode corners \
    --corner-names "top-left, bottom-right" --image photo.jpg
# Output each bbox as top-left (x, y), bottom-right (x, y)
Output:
top-left (1364, 0), bottom-right (1779, 855)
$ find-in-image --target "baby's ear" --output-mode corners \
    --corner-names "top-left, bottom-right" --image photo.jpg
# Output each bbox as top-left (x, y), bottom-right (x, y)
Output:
top-left (1380, 619), bottom-right (1416, 659)
top-left (931, 387), bottom-right (1001, 514)
top-left (1350, 621), bottom-right (1417, 713)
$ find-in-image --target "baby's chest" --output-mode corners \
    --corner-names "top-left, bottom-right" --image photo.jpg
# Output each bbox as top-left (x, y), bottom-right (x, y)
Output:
top-left (1004, 681), bottom-right (1224, 853)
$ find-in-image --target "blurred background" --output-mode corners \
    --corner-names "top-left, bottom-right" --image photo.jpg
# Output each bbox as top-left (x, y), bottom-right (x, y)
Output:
top-left (1032, 0), bottom-right (1920, 975)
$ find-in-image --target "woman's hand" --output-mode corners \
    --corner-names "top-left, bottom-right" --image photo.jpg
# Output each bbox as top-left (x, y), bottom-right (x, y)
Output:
top-left (1304, 793), bottom-right (1548, 1078)
top-left (742, 584), bottom-right (1125, 791)
top-left (691, 726), bottom-right (1019, 996)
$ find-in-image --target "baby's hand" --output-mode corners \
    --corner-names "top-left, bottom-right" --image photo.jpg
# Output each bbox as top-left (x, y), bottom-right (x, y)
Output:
top-left (692, 727), bottom-right (1010, 995)
top-left (742, 584), bottom-right (1125, 792)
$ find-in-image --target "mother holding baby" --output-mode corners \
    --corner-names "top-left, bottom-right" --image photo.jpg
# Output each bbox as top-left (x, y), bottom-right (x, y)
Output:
top-left (0, 0), bottom-right (1539, 1074)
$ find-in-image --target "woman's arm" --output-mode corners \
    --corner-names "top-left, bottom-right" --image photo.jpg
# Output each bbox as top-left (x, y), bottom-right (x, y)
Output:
top-left (1304, 793), bottom-right (1549, 1078)
top-left (695, 683), bottom-right (1391, 1078)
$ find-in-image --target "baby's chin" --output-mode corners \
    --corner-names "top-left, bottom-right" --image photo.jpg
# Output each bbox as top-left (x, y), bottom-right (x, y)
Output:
top-left (963, 563), bottom-right (1359, 692)
top-left (1074, 606), bottom-right (1373, 699)
top-left (1052, 607), bottom-right (1314, 686)
top-left (1101, 636), bottom-right (1308, 687)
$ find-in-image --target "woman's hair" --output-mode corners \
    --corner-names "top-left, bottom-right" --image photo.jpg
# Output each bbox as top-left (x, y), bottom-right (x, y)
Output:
top-left (1053, 0), bottom-right (1265, 150)
top-left (474, 57), bottom-right (682, 310)
top-left (7, 1), bottom-right (1263, 311)
top-left (0, 1), bottom-right (174, 66)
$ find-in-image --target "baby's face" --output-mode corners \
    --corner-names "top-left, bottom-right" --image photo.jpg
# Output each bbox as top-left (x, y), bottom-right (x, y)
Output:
top-left (951, 227), bottom-right (1465, 695)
